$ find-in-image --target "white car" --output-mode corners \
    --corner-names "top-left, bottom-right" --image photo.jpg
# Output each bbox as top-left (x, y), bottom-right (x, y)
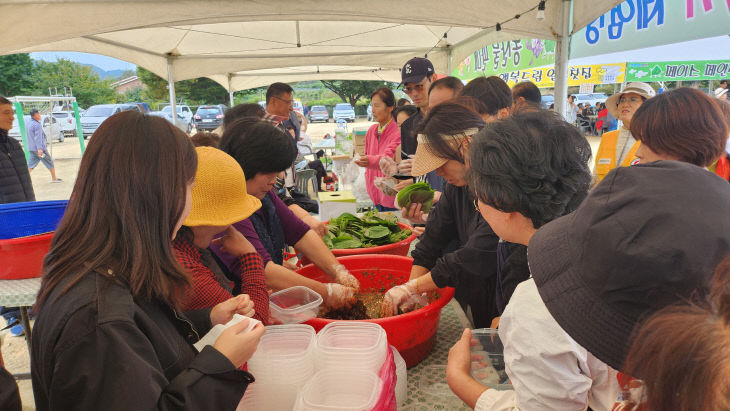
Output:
top-left (50, 111), bottom-right (78, 138)
top-left (162, 105), bottom-right (194, 130)
top-left (572, 93), bottom-right (608, 108)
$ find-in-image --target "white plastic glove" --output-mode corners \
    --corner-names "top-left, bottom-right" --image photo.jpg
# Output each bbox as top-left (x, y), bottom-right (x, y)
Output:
top-left (332, 264), bottom-right (360, 291)
top-left (381, 278), bottom-right (429, 317)
top-left (379, 156), bottom-right (399, 177)
top-left (324, 283), bottom-right (357, 310)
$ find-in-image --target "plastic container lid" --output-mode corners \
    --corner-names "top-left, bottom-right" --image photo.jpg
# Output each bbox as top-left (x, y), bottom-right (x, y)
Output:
top-left (470, 328), bottom-right (512, 390)
top-left (269, 286), bottom-right (323, 324)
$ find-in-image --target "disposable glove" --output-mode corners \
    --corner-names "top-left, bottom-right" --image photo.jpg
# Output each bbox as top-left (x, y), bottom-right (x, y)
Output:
top-left (381, 278), bottom-right (429, 317)
top-left (333, 264), bottom-right (360, 291)
top-left (324, 283), bottom-right (357, 309)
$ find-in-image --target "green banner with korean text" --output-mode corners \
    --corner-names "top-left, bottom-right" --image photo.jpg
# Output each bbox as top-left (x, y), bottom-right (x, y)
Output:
top-left (452, 39), bottom-right (556, 80)
top-left (626, 60), bottom-right (730, 82)
top-left (572, 0), bottom-right (730, 59)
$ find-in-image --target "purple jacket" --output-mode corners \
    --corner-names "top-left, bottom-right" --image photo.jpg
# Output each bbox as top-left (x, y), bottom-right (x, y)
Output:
top-left (212, 190), bottom-right (310, 268)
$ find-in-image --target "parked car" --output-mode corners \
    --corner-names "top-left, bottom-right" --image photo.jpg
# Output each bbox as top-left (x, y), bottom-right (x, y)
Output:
top-left (366, 104), bottom-right (373, 121)
top-left (148, 110), bottom-right (191, 133)
top-left (194, 105), bottom-right (225, 131)
top-left (572, 93), bottom-right (608, 108)
top-left (81, 104), bottom-right (140, 139)
top-left (333, 103), bottom-right (356, 122)
top-left (50, 111), bottom-right (78, 138)
top-left (162, 104), bottom-right (194, 131)
top-left (308, 105), bottom-right (329, 123)
top-left (293, 100), bottom-right (304, 115)
top-left (540, 95), bottom-right (554, 109)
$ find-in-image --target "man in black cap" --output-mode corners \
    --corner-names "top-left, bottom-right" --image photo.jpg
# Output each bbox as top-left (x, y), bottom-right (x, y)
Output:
top-left (447, 155), bottom-right (730, 408)
top-left (396, 57), bottom-right (444, 193)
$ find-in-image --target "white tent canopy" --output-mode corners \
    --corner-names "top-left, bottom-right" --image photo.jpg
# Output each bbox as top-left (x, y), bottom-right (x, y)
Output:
top-left (209, 66), bottom-right (402, 92)
top-left (3, 0), bottom-right (621, 113)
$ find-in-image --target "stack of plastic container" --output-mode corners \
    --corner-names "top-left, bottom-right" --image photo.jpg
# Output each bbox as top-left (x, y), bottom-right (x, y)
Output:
top-left (314, 322), bottom-right (388, 373)
top-left (470, 328), bottom-right (512, 390)
top-left (237, 383), bottom-right (298, 411)
top-left (391, 346), bottom-right (407, 407)
top-left (293, 322), bottom-right (389, 410)
top-left (245, 324), bottom-right (316, 410)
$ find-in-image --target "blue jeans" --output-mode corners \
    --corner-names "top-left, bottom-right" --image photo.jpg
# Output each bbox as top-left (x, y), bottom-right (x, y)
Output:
top-left (375, 205), bottom-right (398, 212)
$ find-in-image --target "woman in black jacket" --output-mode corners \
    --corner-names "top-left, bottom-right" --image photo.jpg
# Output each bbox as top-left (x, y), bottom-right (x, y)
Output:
top-left (382, 102), bottom-right (500, 327)
top-left (31, 111), bottom-right (264, 411)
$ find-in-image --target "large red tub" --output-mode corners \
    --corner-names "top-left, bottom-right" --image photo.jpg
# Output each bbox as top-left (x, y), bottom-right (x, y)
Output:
top-left (297, 255), bottom-right (454, 368)
top-left (0, 233), bottom-right (54, 280)
top-left (300, 221), bottom-right (417, 266)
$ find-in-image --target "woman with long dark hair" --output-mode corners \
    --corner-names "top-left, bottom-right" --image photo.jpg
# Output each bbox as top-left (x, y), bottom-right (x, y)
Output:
top-left (31, 111), bottom-right (264, 410)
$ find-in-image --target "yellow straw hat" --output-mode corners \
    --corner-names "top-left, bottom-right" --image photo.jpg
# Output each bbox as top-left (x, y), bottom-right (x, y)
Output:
top-left (411, 128), bottom-right (479, 176)
top-left (183, 146), bottom-right (262, 226)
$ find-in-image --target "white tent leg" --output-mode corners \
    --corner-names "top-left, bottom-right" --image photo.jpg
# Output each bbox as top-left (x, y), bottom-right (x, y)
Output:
top-left (554, 0), bottom-right (572, 118)
top-left (167, 57), bottom-right (178, 128)
top-left (228, 73), bottom-right (235, 107)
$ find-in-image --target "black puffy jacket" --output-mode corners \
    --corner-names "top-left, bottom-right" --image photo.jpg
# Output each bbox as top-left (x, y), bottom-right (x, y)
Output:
top-left (0, 129), bottom-right (35, 204)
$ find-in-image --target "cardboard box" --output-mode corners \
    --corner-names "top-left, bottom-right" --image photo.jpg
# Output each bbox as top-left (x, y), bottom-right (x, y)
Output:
top-left (317, 191), bottom-right (357, 221)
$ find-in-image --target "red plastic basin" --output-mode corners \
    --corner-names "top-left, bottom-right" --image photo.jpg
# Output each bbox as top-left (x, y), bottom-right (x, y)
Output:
top-left (297, 255), bottom-right (454, 368)
top-left (300, 221), bottom-right (417, 266)
top-left (0, 232), bottom-right (54, 280)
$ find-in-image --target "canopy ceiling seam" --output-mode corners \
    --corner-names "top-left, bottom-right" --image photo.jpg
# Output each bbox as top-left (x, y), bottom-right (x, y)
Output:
top-left (167, 26), bottom-right (296, 46)
top-left (81, 35), bottom-right (168, 58)
top-left (304, 24), bottom-right (406, 47)
top-left (176, 47), bottom-right (440, 59)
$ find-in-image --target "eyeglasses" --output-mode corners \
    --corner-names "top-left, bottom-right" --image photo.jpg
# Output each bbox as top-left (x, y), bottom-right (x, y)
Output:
top-left (618, 96), bottom-right (643, 104)
top-left (404, 83), bottom-right (425, 94)
top-left (273, 96), bottom-right (294, 106)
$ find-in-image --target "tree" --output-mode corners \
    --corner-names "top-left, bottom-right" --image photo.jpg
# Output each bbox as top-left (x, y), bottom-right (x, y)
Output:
top-left (0, 53), bottom-right (34, 97)
top-left (319, 80), bottom-right (390, 107)
top-left (137, 66), bottom-right (169, 102)
top-left (33, 59), bottom-right (115, 108)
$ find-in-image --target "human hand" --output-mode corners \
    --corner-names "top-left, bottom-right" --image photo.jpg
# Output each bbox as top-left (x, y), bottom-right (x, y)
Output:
top-left (447, 328), bottom-right (475, 382)
top-left (324, 283), bottom-right (357, 309)
top-left (210, 294), bottom-right (255, 326)
top-left (397, 158), bottom-right (413, 175)
top-left (381, 278), bottom-right (428, 317)
top-left (393, 179), bottom-right (414, 192)
top-left (401, 203), bottom-right (427, 224)
top-left (37, 149), bottom-right (44, 157)
top-left (213, 318), bottom-right (265, 368)
top-left (302, 215), bottom-right (327, 237)
top-left (282, 259), bottom-right (298, 271)
top-left (413, 226), bottom-right (425, 237)
top-left (354, 155), bottom-right (369, 167)
top-left (211, 226), bottom-right (256, 257)
top-left (490, 316), bottom-right (501, 329)
top-left (332, 264), bottom-right (360, 291)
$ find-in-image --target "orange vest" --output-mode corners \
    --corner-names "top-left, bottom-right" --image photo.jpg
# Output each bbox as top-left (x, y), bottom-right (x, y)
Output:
top-left (594, 130), bottom-right (641, 183)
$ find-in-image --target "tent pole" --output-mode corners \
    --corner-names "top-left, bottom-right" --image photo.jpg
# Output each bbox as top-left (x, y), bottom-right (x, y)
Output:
top-left (166, 57), bottom-right (178, 128)
top-left (228, 73), bottom-right (235, 107)
top-left (553, 0), bottom-right (572, 118)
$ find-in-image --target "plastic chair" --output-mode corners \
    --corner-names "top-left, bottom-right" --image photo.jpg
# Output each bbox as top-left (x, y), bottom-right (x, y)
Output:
top-left (336, 119), bottom-right (348, 131)
top-left (296, 169), bottom-right (319, 199)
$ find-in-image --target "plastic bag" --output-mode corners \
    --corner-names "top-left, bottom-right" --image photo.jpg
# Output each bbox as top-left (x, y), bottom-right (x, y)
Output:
top-left (344, 159), bottom-right (360, 184)
top-left (369, 344), bottom-right (397, 411)
top-left (374, 177), bottom-right (398, 197)
top-left (379, 156), bottom-right (399, 177)
top-left (352, 173), bottom-right (370, 202)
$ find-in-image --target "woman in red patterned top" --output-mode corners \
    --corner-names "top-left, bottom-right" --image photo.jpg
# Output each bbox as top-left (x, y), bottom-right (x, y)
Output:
top-left (173, 146), bottom-right (271, 324)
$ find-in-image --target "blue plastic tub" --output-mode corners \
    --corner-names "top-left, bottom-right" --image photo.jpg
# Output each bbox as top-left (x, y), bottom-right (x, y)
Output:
top-left (0, 200), bottom-right (68, 239)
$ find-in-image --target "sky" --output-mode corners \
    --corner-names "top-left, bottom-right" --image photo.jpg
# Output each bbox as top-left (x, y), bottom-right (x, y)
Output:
top-left (30, 36), bottom-right (730, 73)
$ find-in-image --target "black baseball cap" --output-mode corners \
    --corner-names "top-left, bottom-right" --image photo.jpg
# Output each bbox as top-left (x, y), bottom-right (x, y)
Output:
top-left (401, 57), bottom-right (435, 85)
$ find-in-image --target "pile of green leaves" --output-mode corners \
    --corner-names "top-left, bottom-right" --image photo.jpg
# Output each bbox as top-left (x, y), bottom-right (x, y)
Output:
top-left (323, 211), bottom-right (412, 249)
top-left (396, 182), bottom-right (435, 213)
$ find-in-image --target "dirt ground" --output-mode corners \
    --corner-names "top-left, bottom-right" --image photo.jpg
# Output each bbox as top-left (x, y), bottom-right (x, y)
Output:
top-left (1, 117), bottom-right (601, 409)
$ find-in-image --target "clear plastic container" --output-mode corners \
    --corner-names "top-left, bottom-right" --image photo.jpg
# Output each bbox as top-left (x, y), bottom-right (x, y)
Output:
top-left (269, 286), bottom-right (323, 324)
top-left (295, 370), bottom-right (381, 411)
top-left (391, 346), bottom-right (407, 407)
top-left (470, 328), bottom-right (512, 390)
top-left (315, 322), bottom-right (387, 373)
top-left (248, 324), bottom-right (316, 385)
top-left (237, 382), bottom-right (298, 411)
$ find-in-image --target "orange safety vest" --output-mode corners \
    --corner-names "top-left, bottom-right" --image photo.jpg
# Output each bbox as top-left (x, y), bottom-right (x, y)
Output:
top-left (594, 129), bottom-right (641, 183)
